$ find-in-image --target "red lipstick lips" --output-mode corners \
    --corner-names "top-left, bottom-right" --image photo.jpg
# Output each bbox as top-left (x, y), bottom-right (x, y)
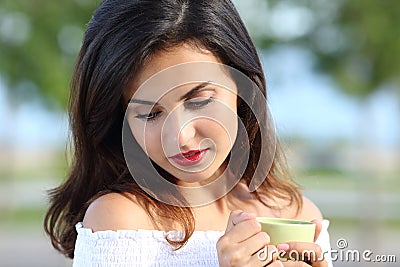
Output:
top-left (170, 149), bottom-right (208, 167)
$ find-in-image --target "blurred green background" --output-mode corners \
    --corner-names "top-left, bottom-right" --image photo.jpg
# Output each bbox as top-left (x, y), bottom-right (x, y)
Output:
top-left (0, 0), bottom-right (399, 266)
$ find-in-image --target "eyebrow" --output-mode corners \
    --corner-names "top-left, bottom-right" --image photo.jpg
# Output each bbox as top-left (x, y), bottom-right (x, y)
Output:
top-left (129, 82), bottom-right (211, 105)
top-left (179, 82), bottom-right (211, 101)
top-left (129, 99), bottom-right (156, 105)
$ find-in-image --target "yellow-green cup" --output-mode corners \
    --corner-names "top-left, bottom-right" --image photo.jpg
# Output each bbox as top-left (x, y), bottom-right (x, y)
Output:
top-left (256, 217), bottom-right (316, 246)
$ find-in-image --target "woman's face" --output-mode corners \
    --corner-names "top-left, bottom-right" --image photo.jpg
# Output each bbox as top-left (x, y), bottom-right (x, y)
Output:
top-left (126, 44), bottom-right (238, 186)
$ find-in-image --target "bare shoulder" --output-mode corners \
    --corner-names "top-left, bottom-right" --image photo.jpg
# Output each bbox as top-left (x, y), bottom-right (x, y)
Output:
top-left (295, 196), bottom-right (323, 221)
top-left (265, 194), bottom-right (323, 221)
top-left (82, 192), bottom-right (154, 232)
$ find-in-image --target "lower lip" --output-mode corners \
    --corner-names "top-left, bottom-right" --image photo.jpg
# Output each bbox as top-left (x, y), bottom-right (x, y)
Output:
top-left (170, 150), bottom-right (208, 167)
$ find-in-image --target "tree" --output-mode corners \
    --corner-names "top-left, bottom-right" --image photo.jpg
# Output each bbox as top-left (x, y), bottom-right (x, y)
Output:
top-left (0, 0), bottom-right (399, 108)
top-left (242, 0), bottom-right (400, 97)
top-left (0, 0), bottom-right (97, 109)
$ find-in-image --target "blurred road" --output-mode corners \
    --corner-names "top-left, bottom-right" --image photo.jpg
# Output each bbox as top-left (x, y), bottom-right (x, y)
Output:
top-left (0, 227), bottom-right (72, 267)
top-left (1, 220), bottom-right (398, 267)
top-left (0, 188), bottom-right (398, 266)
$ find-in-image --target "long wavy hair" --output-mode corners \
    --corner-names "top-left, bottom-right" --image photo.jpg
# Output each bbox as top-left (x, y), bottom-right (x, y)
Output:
top-left (44, 0), bottom-right (302, 259)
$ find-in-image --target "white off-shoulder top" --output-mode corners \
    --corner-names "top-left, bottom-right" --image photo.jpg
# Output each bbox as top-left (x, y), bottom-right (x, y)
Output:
top-left (73, 220), bottom-right (333, 267)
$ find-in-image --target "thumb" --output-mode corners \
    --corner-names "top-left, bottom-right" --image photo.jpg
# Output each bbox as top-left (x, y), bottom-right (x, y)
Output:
top-left (312, 219), bottom-right (322, 242)
top-left (225, 210), bottom-right (256, 233)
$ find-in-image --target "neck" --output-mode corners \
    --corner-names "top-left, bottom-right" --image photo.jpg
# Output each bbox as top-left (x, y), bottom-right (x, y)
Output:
top-left (190, 182), bottom-right (256, 231)
top-left (177, 162), bottom-right (240, 208)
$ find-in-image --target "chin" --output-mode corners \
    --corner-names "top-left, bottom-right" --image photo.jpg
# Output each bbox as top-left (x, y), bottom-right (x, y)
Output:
top-left (178, 169), bottom-right (222, 185)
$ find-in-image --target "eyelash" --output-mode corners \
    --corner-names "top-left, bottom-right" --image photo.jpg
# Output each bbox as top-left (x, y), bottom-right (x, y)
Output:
top-left (184, 97), bottom-right (214, 110)
top-left (135, 97), bottom-right (214, 122)
top-left (135, 111), bottom-right (162, 122)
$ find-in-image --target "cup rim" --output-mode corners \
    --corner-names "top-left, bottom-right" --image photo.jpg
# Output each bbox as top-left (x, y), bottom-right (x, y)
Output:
top-left (256, 217), bottom-right (315, 226)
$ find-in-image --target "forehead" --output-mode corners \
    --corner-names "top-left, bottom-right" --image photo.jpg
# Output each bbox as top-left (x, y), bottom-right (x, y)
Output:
top-left (128, 44), bottom-right (237, 102)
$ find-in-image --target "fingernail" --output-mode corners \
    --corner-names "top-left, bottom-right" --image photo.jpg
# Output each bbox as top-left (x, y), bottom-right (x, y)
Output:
top-left (277, 243), bottom-right (290, 251)
top-left (238, 212), bottom-right (252, 220)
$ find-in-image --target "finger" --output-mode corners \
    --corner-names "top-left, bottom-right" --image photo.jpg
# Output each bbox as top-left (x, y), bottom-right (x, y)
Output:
top-left (225, 217), bottom-right (262, 243)
top-left (225, 210), bottom-right (256, 233)
top-left (251, 245), bottom-right (278, 266)
top-left (269, 260), bottom-right (284, 267)
top-left (239, 231), bottom-right (271, 256)
top-left (281, 260), bottom-right (311, 267)
top-left (277, 242), bottom-right (327, 267)
top-left (248, 257), bottom-right (284, 267)
top-left (311, 219), bottom-right (322, 242)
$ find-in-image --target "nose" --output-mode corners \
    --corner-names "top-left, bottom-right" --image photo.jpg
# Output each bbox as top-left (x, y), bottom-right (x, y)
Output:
top-left (178, 122), bottom-right (196, 150)
top-left (162, 110), bottom-right (196, 151)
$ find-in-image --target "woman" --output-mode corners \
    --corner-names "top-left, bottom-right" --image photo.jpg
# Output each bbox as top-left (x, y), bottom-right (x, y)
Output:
top-left (45, 0), bottom-right (332, 266)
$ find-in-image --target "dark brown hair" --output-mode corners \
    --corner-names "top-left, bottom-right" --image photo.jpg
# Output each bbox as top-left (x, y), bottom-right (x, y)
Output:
top-left (44, 0), bottom-right (302, 259)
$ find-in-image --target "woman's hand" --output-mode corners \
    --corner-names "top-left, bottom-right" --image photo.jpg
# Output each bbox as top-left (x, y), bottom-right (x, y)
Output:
top-left (277, 220), bottom-right (328, 267)
top-left (217, 210), bottom-right (283, 267)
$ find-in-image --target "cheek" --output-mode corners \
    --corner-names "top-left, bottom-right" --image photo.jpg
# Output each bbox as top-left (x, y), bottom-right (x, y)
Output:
top-left (213, 96), bottom-right (238, 145)
top-left (198, 117), bottom-right (237, 149)
top-left (210, 103), bottom-right (238, 146)
top-left (130, 123), bottom-right (162, 157)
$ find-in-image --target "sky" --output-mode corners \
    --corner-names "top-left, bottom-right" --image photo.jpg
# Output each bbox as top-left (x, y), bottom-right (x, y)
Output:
top-left (263, 45), bottom-right (400, 147)
top-left (0, 45), bottom-right (399, 151)
top-left (1, 0), bottom-right (398, 151)
top-left (0, 84), bottom-right (69, 150)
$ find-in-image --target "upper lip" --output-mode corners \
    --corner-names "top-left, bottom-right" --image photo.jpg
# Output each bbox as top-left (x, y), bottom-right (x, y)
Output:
top-left (169, 149), bottom-right (207, 159)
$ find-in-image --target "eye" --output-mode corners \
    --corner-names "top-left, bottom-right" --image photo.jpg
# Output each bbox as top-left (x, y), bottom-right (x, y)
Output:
top-left (184, 97), bottom-right (214, 110)
top-left (135, 111), bottom-right (162, 121)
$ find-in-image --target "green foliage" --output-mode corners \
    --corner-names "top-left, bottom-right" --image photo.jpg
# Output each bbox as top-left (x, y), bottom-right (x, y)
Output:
top-left (258, 0), bottom-right (400, 97)
top-left (0, 0), bottom-right (399, 108)
top-left (312, 0), bottom-right (400, 97)
top-left (0, 0), bottom-right (98, 109)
